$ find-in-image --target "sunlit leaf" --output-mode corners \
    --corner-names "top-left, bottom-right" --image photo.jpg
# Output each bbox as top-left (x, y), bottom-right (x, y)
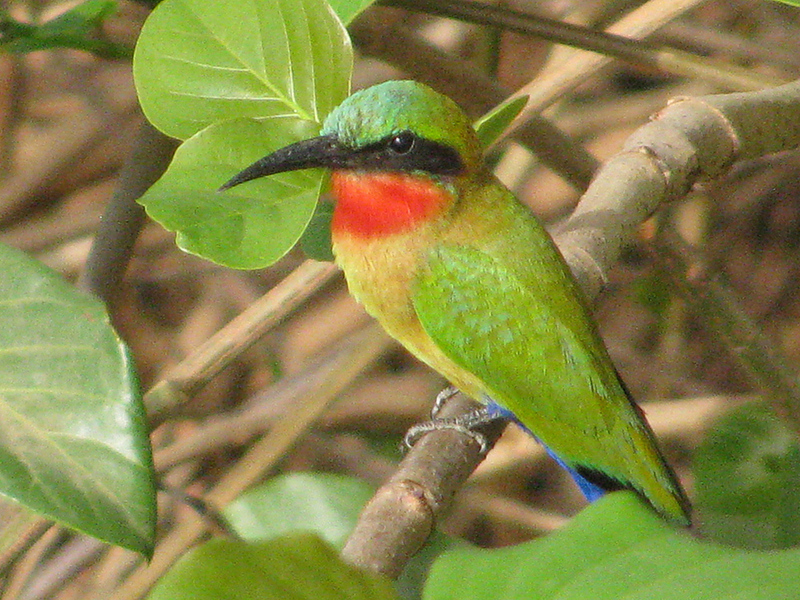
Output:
top-left (148, 534), bottom-right (399, 600)
top-left (139, 117), bottom-right (324, 269)
top-left (0, 245), bottom-right (155, 555)
top-left (425, 491), bottom-right (800, 600)
top-left (224, 472), bottom-right (375, 548)
top-left (133, 0), bottom-right (353, 140)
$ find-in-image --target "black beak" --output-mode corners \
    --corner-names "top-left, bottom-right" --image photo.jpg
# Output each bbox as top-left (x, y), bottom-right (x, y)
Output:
top-left (219, 134), bottom-right (351, 191)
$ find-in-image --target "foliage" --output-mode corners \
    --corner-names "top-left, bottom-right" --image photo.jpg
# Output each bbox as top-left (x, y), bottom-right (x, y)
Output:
top-left (425, 491), bottom-right (800, 600)
top-left (224, 472), bottom-right (376, 548)
top-left (147, 534), bottom-right (399, 600)
top-left (0, 0), bottom-right (130, 58)
top-left (134, 0), bottom-right (353, 268)
top-left (0, 244), bottom-right (155, 555)
top-left (694, 401), bottom-right (800, 549)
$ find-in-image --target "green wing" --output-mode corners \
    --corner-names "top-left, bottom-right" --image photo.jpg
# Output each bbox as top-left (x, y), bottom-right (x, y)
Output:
top-left (412, 242), bottom-right (689, 524)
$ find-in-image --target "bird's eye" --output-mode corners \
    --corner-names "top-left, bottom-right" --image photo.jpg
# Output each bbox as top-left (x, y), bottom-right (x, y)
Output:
top-left (388, 131), bottom-right (415, 154)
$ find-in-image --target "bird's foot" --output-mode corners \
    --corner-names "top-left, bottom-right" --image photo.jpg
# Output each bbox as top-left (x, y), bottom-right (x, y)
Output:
top-left (404, 407), bottom-right (505, 456)
top-left (431, 385), bottom-right (459, 418)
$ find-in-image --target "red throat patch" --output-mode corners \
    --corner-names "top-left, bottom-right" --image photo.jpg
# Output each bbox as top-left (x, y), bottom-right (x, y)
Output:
top-left (330, 171), bottom-right (452, 239)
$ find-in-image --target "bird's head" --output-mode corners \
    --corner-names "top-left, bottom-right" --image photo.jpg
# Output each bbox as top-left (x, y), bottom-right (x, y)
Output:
top-left (219, 80), bottom-right (482, 190)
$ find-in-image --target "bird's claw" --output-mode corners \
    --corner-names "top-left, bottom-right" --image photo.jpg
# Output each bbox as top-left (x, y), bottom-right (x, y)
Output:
top-left (404, 407), bottom-right (502, 456)
top-left (431, 385), bottom-right (459, 418)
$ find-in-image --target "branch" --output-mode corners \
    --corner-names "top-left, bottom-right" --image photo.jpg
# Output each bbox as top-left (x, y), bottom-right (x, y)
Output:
top-left (78, 121), bottom-right (177, 305)
top-left (341, 392), bottom-right (506, 578)
top-left (555, 79), bottom-right (800, 299)
top-left (386, 0), bottom-right (778, 91)
top-left (144, 260), bottom-right (339, 426)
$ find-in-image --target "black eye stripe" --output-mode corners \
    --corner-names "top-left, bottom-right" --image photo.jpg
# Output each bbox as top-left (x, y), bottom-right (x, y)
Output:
top-left (351, 132), bottom-right (464, 175)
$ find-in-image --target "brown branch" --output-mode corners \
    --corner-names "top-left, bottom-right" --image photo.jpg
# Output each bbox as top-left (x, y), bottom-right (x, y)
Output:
top-left (144, 260), bottom-right (340, 426)
top-left (385, 0), bottom-right (778, 91)
top-left (555, 79), bottom-right (800, 299)
top-left (341, 393), bottom-right (506, 578)
top-left (78, 120), bottom-right (178, 306)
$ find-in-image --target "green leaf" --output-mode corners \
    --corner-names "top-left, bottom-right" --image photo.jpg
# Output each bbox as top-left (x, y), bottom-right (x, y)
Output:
top-left (224, 472), bottom-right (460, 600)
top-left (139, 117), bottom-right (324, 269)
top-left (424, 491), bottom-right (800, 600)
top-left (299, 201), bottom-right (335, 262)
top-left (694, 401), bottom-right (800, 549)
top-left (133, 0), bottom-right (353, 140)
top-left (1, 0), bottom-right (129, 58)
top-left (0, 245), bottom-right (155, 556)
top-left (224, 472), bottom-right (375, 548)
top-left (474, 95), bottom-right (528, 148)
top-left (328, 0), bottom-right (376, 24)
top-left (147, 534), bottom-right (399, 600)
top-left (766, 0), bottom-right (800, 6)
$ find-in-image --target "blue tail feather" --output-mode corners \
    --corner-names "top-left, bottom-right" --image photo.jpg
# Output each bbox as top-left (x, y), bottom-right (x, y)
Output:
top-left (485, 400), bottom-right (607, 503)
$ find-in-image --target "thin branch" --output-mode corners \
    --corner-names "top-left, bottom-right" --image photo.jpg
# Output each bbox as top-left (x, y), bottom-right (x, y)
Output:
top-left (152, 321), bottom-right (391, 472)
top-left (111, 323), bottom-right (391, 600)
top-left (145, 260), bottom-right (340, 426)
top-left (78, 120), bottom-right (178, 305)
top-left (386, 0), bottom-right (779, 92)
top-left (505, 0), bottom-right (764, 136)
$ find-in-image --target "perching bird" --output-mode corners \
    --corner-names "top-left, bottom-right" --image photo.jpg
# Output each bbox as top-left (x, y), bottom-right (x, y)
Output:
top-left (220, 80), bottom-right (691, 525)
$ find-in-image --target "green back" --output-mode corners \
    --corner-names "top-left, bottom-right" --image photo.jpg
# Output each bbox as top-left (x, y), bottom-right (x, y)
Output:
top-left (411, 186), bottom-right (690, 525)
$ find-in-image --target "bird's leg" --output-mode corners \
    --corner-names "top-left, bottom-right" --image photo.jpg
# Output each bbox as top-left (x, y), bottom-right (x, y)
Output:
top-left (404, 403), bottom-right (508, 456)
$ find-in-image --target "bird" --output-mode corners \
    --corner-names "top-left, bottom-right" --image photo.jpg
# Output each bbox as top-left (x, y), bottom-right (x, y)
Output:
top-left (220, 80), bottom-right (691, 525)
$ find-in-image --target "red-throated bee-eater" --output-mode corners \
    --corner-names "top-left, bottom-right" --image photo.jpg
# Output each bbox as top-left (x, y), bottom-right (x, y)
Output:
top-left (221, 80), bottom-right (691, 525)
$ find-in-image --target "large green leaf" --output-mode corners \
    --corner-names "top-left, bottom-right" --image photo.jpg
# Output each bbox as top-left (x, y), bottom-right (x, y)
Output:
top-left (138, 117), bottom-right (323, 268)
top-left (0, 245), bottom-right (155, 555)
top-left (148, 534), bottom-right (399, 600)
top-left (133, 0), bottom-right (353, 140)
top-left (224, 472), bottom-right (459, 600)
top-left (224, 472), bottom-right (375, 548)
top-left (694, 401), bottom-right (800, 549)
top-left (424, 491), bottom-right (800, 600)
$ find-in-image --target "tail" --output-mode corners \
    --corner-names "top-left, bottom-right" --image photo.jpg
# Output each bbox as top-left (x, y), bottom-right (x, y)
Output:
top-left (607, 374), bottom-right (692, 525)
top-left (487, 389), bottom-right (692, 526)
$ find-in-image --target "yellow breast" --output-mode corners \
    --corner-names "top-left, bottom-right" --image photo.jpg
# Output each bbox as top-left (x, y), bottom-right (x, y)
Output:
top-left (332, 228), bottom-right (486, 399)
